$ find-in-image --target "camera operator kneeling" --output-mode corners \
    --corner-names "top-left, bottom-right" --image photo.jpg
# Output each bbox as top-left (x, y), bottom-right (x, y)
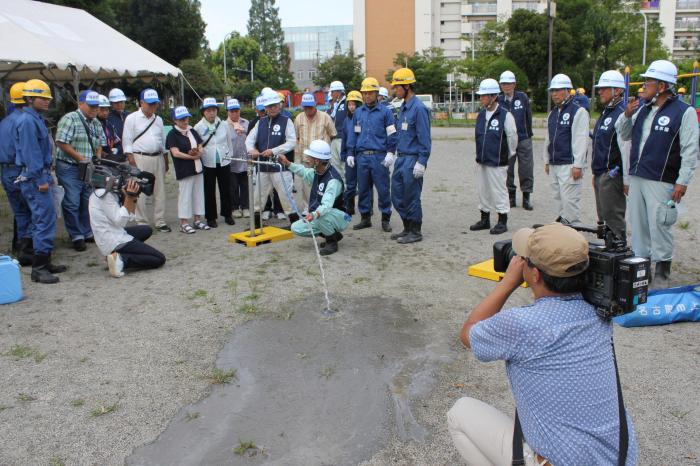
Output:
top-left (449, 223), bottom-right (637, 465)
top-left (89, 179), bottom-right (165, 278)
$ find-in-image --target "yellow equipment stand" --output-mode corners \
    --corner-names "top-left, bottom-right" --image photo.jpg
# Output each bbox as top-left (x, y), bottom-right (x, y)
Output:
top-left (228, 226), bottom-right (295, 248)
top-left (468, 259), bottom-right (529, 288)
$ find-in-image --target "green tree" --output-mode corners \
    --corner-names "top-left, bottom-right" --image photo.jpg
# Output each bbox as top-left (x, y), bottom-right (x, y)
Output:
top-left (385, 48), bottom-right (454, 97)
top-left (179, 58), bottom-right (223, 102)
top-left (314, 48), bottom-right (364, 91)
top-left (484, 57), bottom-right (529, 90)
top-left (247, 0), bottom-right (295, 89)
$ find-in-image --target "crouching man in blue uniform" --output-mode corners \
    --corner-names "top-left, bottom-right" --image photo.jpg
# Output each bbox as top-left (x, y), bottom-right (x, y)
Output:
top-left (389, 67), bottom-right (432, 244)
top-left (15, 79), bottom-right (67, 284)
top-left (616, 60), bottom-right (698, 282)
top-left (277, 140), bottom-right (349, 256)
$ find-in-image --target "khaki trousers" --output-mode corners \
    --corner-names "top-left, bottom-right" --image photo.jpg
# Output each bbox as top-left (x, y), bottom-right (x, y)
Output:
top-left (134, 153), bottom-right (167, 227)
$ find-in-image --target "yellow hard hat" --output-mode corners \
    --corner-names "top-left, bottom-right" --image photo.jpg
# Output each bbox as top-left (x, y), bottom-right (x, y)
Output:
top-left (9, 82), bottom-right (26, 104)
top-left (678, 87), bottom-right (687, 94)
top-left (391, 68), bottom-right (416, 86)
top-left (23, 79), bottom-right (53, 100)
top-left (360, 77), bottom-right (380, 92)
top-left (277, 91), bottom-right (285, 99)
top-left (569, 89), bottom-right (576, 96)
top-left (347, 90), bottom-right (363, 103)
top-left (577, 87), bottom-right (586, 95)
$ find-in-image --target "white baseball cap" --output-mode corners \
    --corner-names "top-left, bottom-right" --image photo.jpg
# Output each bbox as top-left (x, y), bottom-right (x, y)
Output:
top-left (108, 88), bottom-right (127, 103)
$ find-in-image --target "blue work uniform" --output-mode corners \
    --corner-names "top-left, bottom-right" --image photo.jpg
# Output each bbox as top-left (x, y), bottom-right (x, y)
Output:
top-left (328, 96), bottom-right (348, 140)
top-left (574, 94), bottom-right (590, 111)
top-left (345, 103), bottom-right (397, 217)
top-left (392, 95), bottom-right (431, 223)
top-left (107, 109), bottom-right (128, 161)
top-left (0, 109), bottom-right (32, 241)
top-left (340, 110), bottom-right (358, 208)
top-left (15, 107), bottom-right (57, 256)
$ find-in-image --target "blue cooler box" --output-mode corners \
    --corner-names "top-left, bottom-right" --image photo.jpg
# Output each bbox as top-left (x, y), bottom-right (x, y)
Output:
top-left (0, 255), bottom-right (23, 304)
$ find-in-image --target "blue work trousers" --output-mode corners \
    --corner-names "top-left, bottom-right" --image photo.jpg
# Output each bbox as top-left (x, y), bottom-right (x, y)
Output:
top-left (344, 159), bottom-right (357, 209)
top-left (56, 160), bottom-right (92, 240)
top-left (357, 153), bottom-right (391, 216)
top-left (19, 181), bottom-right (56, 255)
top-left (391, 156), bottom-right (423, 223)
top-left (1, 165), bottom-right (32, 239)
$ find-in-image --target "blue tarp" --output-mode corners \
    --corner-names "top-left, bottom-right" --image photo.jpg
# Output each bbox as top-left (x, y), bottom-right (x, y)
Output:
top-left (614, 284), bottom-right (700, 327)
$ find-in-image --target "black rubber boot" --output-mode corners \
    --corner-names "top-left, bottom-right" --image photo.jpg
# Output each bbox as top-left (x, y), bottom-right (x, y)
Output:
top-left (655, 261), bottom-right (672, 281)
top-left (522, 192), bottom-right (533, 211)
top-left (391, 218), bottom-right (410, 240)
top-left (490, 213), bottom-right (508, 235)
top-left (320, 231), bottom-right (343, 248)
top-left (46, 253), bottom-right (67, 274)
top-left (398, 221), bottom-right (422, 244)
top-left (353, 215), bottom-right (372, 230)
top-left (346, 196), bottom-right (355, 216)
top-left (254, 212), bottom-right (262, 229)
top-left (31, 254), bottom-right (59, 284)
top-left (381, 213), bottom-right (392, 233)
top-left (17, 238), bottom-right (34, 266)
top-left (470, 211), bottom-right (490, 231)
top-left (320, 232), bottom-right (339, 256)
top-left (509, 191), bottom-right (516, 208)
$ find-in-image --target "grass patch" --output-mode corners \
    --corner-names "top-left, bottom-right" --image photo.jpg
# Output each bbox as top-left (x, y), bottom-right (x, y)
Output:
top-left (49, 457), bottom-right (66, 466)
top-left (671, 409), bottom-right (690, 419)
top-left (86, 261), bottom-right (99, 267)
top-left (210, 368), bottom-right (237, 384)
top-left (233, 440), bottom-right (259, 456)
top-left (188, 289), bottom-right (208, 299)
top-left (432, 185), bottom-right (449, 193)
top-left (319, 366), bottom-right (335, 379)
top-left (226, 279), bottom-right (238, 296)
top-left (238, 303), bottom-right (258, 314)
top-left (678, 221), bottom-right (690, 230)
top-left (90, 403), bottom-right (118, 417)
top-left (0, 404), bottom-right (12, 412)
top-left (243, 293), bottom-right (259, 302)
top-left (17, 393), bottom-right (36, 402)
top-left (353, 276), bottom-right (369, 284)
top-left (79, 357), bottom-right (89, 363)
top-left (185, 411), bottom-right (200, 421)
top-left (71, 399), bottom-right (85, 407)
top-left (5, 344), bottom-right (48, 363)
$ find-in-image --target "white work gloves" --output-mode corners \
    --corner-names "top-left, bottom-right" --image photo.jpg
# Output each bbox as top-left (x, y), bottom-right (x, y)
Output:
top-left (382, 152), bottom-right (396, 168)
top-left (413, 162), bottom-right (426, 179)
top-left (346, 156), bottom-right (355, 168)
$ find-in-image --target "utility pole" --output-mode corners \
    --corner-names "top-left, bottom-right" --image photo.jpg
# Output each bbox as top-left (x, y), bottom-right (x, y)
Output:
top-left (547, 1), bottom-right (556, 113)
top-left (639, 12), bottom-right (648, 65)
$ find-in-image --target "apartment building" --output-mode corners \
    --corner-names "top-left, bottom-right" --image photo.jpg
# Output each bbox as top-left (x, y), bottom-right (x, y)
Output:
top-left (642, 0), bottom-right (700, 59)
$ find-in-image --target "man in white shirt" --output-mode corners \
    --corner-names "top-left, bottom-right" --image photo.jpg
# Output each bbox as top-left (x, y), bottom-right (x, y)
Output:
top-left (89, 179), bottom-right (165, 278)
top-left (543, 74), bottom-right (590, 225)
top-left (122, 88), bottom-right (170, 232)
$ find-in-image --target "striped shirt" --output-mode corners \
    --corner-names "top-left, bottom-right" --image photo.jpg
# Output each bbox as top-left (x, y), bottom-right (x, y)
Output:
top-left (294, 110), bottom-right (337, 160)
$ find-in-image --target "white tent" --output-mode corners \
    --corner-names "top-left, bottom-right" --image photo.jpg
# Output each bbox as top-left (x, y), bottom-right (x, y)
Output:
top-left (0, 0), bottom-right (182, 88)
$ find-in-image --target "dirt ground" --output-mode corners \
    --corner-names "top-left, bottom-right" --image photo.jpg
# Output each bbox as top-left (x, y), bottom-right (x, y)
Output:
top-left (1, 127), bottom-right (699, 465)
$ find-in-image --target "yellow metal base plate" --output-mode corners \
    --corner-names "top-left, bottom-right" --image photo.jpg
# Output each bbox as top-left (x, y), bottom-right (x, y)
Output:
top-left (468, 259), bottom-right (529, 288)
top-left (228, 226), bottom-right (295, 247)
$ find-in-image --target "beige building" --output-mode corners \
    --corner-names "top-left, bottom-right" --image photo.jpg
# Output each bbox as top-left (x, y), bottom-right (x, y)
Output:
top-left (641, 0), bottom-right (700, 59)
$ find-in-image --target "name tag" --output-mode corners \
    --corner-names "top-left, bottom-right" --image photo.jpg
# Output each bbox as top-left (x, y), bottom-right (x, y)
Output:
top-left (355, 125), bottom-right (361, 133)
top-left (401, 122), bottom-right (408, 130)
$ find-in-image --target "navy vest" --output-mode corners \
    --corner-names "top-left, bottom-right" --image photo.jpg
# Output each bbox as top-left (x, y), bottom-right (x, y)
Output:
top-left (309, 164), bottom-right (345, 212)
top-left (547, 98), bottom-right (581, 165)
top-left (475, 105), bottom-right (509, 167)
top-left (498, 91), bottom-right (530, 141)
top-left (630, 96), bottom-right (689, 184)
top-left (255, 114), bottom-right (290, 172)
top-left (592, 101), bottom-right (625, 176)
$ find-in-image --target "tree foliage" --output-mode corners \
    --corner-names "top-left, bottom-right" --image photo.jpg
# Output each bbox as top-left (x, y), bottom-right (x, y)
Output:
top-left (246, 0), bottom-right (295, 90)
top-left (314, 48), bottom-right (364, 92)
top-left (179, 58), bottom-right (223, 102)
top-left (386, 48), bottom-right (454, 97)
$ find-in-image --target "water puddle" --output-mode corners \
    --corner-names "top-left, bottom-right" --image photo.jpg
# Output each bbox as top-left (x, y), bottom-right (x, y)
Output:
top-left (127, 296), bottom-right (448, 465)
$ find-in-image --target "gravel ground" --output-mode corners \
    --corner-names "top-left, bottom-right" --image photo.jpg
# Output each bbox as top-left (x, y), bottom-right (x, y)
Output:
top-left (1, 126), bottom-right (699, 465)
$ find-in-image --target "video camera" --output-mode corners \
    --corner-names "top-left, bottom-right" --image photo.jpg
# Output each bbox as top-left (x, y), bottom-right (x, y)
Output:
top-left (80, 157), bottom-right (155, 197)
top-left (493, 222), bottom-right (651, 319)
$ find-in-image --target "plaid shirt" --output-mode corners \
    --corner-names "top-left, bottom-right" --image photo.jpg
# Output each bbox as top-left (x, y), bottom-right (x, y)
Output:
top-left (55, 110), bottom-right (106, 163)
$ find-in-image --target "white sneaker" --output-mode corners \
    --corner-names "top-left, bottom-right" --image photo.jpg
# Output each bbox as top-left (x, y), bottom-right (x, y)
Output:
top-left (276, 212), bottom-right (287, 220)
top-left (233, 209), bottom-right (243, 218)
top-left (107, 252), bottom-right (124, 278)
top-left (262, 211), bottom-right (271, 220)
top-left (242, 209), bottom-right (250, 217)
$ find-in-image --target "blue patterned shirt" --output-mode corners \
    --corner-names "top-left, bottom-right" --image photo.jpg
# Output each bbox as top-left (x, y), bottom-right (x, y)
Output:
top-left (470, 294), bottom-right (637, 465)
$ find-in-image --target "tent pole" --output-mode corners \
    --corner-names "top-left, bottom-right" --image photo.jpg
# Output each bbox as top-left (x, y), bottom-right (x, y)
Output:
top-left (179, 74), bottom-right (185, 105)
top-left (71, 67), bottom-right (80, 100)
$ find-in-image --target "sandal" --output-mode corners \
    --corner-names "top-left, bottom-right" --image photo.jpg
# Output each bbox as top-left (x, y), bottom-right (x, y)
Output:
top-left (193, 220), bottom-right (211, 230)
top-left (180, 224), bottom-right (196, 234)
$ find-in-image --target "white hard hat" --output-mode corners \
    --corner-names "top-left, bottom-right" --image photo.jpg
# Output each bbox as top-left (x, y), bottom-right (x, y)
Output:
top-left (379, 87), bottom-right (389, 98)
top-left (595, 70), bottom-right (626, 89)
top-left (476, 78), bottom-right (501, 95)
top-left (261, 87), bottom-right (274, 94)
top-left (549, 73), bottom-right (573, 90)
top-left (260, 89), bottom-right (281, 107)
top-left (499, 70), bottom-right (516, 84)
top-left (108, 88), bottom-right (126, 102)
top-left (640, 60), bottom-right (677, 84)
top-left (303, 139), bottom-right (332, 160)
top-left (329, 81), bottom-right (345, 92)
top-left (97, 94), bottom-right (110, 108)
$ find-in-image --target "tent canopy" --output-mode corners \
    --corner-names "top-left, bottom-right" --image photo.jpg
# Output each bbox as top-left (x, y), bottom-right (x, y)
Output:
top-left (0, 0), bottom-right (181, 84)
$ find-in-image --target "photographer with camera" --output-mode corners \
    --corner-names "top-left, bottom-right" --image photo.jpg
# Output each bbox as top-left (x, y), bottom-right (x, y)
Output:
top-left (448, 223), bottom-right (636, 465)
top-left (88, 178), bottom-right (165, 278)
